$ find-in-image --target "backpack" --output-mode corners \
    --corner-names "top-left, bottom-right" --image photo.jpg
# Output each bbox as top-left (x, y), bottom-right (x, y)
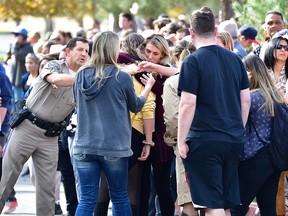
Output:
top-left (249, 102), bottom-right (288, 171)
top-left (269, 102), bottom-right (288, 171)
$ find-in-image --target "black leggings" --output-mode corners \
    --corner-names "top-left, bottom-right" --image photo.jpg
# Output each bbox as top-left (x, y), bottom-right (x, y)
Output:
top-left (230, 147), bottom-right (281, 216)
top-left (139, 159), bottom-right (175, 216)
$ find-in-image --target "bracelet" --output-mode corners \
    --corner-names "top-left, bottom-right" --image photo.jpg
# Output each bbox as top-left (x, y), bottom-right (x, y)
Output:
top-left (142, 140), bottom-right (155, 146)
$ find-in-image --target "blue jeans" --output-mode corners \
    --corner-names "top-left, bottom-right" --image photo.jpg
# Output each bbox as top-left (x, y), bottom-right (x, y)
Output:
top-left (12, 86), bottom-right (23, 112)
top-left (74, 154), bottom-right (132, 216)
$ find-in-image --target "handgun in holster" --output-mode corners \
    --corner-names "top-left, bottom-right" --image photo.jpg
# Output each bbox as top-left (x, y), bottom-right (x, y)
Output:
top-left (8, 108), bottom-right (30, 129)
top-left (44, 121), bottom-right (67, 137)
top-left (15, 99), bottom-right (26, 112)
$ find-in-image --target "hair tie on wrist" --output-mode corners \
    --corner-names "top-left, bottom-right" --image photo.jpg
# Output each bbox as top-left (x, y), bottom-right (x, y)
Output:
top-left (142, 140), bottom-right (155, 146)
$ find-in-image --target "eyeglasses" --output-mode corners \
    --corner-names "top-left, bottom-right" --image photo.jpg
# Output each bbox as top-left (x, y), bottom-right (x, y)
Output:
top-left (276, 44), bottom-right (288, 51)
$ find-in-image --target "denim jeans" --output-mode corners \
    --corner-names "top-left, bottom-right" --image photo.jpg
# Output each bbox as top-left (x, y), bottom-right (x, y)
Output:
top-left (74, 154), bottom-right (132, 216)
top-left (12, 86), bottom-right (23, 112)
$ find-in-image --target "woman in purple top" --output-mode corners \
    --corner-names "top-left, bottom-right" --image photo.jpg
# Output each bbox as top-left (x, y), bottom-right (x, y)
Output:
top-left (231, 55), bottom-right (284, 216)
top-left (135, 34), bottom-right (175, 216)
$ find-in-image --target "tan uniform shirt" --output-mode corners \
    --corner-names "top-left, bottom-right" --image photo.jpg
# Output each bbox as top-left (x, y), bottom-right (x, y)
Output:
top-left (25, 60), bottom-right (76, 123)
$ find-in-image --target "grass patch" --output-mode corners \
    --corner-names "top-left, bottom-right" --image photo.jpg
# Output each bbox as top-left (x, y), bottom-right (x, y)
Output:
top-left (0, 54), bottom-right (5, 62)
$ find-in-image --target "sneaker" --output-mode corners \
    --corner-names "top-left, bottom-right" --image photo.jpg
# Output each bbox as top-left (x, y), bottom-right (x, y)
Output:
top-left (21, 167), bottom-right (30, 177)
top-left (55, 203), bottom-right (63, 215)
top-left (3, 200), bottom-right (18, 214)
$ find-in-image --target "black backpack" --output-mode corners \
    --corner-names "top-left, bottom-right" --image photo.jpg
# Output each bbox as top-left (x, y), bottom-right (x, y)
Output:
top-left (269, 102), bottom-right (288, 171)
top-left (251, 102), bottom-right (288, 171)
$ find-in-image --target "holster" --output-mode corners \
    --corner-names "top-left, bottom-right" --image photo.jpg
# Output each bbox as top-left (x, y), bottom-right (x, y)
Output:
top-left (8, 108), bottom-right (30, 129)
top-left (44, 121), bottom-right (67, 137)
top-left (15, 99), bottom-right (26, 112)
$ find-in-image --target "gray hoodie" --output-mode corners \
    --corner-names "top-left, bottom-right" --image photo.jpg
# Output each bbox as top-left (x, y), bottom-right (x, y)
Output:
top-left (73, 65), bottom-right (146, 157)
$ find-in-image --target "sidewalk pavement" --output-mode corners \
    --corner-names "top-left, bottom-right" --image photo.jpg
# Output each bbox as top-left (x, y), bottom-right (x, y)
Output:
top-left (0, 168), bottom-right (112, 216)
top-left (0, 170), bottom-right (284, 216)
top-left (0, 174), bottom-right (66, 216)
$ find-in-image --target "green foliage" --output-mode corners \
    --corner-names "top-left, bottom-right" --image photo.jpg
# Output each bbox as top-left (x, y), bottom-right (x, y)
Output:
top-left (0, 0), bottom-right (27, 21)
top-left (137, 0), bottom-right (220, 19)
top-left (233, 0), bottom-right (288, 42)
top-left (3, 0), bottom-right (286, 44)
top-left (0, 0), bottom-right (221, 23)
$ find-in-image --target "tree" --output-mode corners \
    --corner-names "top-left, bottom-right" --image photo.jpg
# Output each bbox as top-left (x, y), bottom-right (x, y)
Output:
top-left (0, 0), bottom-right (221, 30)
top-left (36, 0), bottom-right (68, 32)
top-left (220, 0), bottom-right (234, 20)
top-left (0, 0), bottom-right (30, 23)
top-left (2, 0), bottom-right (286, 38)
top-left (0, 0), bottom-right (91, 31)
top-left (233, 0), bottom-right (287, 42)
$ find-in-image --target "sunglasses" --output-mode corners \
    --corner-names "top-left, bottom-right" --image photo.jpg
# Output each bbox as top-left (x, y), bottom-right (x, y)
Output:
top-left (276, 44), bottom-right (288, 51)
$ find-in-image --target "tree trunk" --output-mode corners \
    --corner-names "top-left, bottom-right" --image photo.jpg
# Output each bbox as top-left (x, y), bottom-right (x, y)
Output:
top-left (15, 19), bottom-right (21, 26)
top-left (45, 16), bottom-right (54, 32)
top-left (77, 18), bottom-right (84, 28)
top-left (220, 0), bottom-right (235, 20)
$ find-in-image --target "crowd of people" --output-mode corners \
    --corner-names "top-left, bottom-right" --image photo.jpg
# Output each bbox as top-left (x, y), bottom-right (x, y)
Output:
top-left (0, 4), bottom-right (287, 216)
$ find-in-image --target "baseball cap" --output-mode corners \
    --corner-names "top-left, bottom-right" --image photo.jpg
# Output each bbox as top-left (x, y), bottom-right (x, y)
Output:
top-left (11, 26), bottom-right (28, 36)
top-left (239, 25), bottom-right (260, 45)
top-left (218, 19), bottom-right (238, 38)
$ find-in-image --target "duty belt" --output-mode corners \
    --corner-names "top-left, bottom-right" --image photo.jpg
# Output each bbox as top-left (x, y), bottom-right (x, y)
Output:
top-left (27, 113), bottom-right (54, 130)
top-left (26, 112), bottom-right (66, 137)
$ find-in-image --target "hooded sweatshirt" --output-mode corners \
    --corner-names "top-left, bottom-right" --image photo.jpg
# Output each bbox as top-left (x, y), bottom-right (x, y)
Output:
top-left (73, 65), bottom-right (146, 157)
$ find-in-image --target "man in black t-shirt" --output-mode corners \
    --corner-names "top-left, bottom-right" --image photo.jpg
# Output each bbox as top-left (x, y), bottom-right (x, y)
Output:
top-left (177, 6), bottom-right (251, 216)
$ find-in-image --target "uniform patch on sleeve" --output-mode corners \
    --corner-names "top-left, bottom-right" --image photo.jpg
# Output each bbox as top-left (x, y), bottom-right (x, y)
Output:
top-left (48, 61), bottom-right (61, 72)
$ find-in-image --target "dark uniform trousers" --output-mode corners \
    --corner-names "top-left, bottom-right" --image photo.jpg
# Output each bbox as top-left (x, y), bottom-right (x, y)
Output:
top-left (58, 130), bottom-right (78, 216)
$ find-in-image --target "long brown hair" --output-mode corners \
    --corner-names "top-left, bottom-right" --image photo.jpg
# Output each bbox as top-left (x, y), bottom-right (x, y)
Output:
top-left (243, 55), bottom-right (285, 116)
